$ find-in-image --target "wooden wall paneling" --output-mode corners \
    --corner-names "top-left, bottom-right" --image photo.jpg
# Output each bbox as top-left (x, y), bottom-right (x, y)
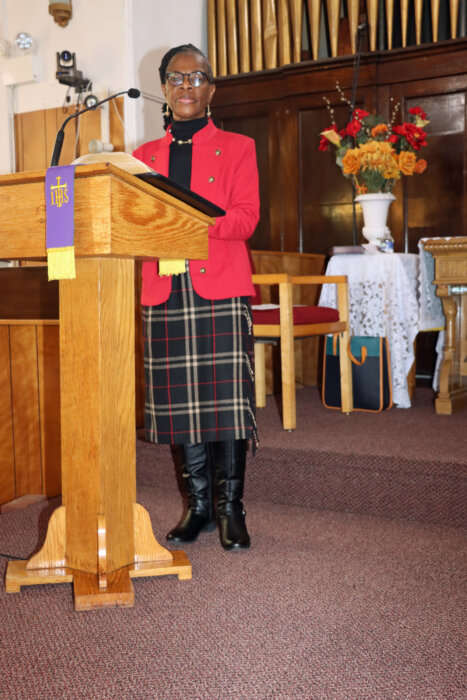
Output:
top-left (77, 106), bottom-right (102, 158)
top-left (109, 97), bottom-right (125, 152)
top-left (36, 323), bottom-right (61, 497)
top-left (299, 96), bottom-right (357, 254)
top-left (388, 74), bottom-right (467, 251)
top-left (9, 325), bottom-right (43, 496)
top-left (0, 326), bottom-right (15, 506)
top-left (48, 107), bottom-right (77, 167)
top-left (13, 111), bottom-right (25, 173)
top-left (45, 108), bottom-right (60, 167)
top-left (15, 110), bottom-right (47, 172)
top-left (280, 98), bottom-right (300, 252)
top-left (216, 102), bottom-right (278, 250)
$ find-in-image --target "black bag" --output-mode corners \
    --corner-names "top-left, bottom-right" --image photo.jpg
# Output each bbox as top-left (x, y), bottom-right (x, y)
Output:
top-left (322, 336), bottom-right (393, 412)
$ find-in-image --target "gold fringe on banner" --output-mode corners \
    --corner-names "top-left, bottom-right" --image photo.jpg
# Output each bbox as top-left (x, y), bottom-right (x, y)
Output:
top-left (158, 259), bottom-right (186, 277)
top-left (47, 246), bottom-right (76, 281)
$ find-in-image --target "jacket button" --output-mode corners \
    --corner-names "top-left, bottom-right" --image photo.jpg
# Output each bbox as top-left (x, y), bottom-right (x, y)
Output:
top-left (208, 177), bottom-right (215, 183)
top-left (215, 149), bottom-right (221, 155)
top-left (200, 267), bottom-right (206, 273)
top-left (150, 156), bottom-right (155, 162)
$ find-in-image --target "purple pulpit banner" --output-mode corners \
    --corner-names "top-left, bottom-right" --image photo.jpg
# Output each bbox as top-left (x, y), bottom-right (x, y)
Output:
top-left (45, 164), bottom-right (76, 280)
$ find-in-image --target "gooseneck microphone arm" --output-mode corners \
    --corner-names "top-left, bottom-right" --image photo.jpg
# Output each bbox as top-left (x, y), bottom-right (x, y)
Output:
top-left (50, 88), bottom-right (141, 167)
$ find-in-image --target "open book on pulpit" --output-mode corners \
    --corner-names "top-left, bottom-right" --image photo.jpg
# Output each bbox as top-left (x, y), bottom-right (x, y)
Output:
top-left (72, 151), bottom-right (226, 218)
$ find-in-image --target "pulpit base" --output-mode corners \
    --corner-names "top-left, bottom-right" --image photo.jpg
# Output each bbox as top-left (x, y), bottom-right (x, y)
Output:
top-left (6, 550), bottom-right (192, 611)
top-left (435, 383), bottom-right (467, 414)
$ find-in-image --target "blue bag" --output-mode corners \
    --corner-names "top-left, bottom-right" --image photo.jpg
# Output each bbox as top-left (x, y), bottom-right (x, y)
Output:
top-left (323, 336), bottom-right (393, 412)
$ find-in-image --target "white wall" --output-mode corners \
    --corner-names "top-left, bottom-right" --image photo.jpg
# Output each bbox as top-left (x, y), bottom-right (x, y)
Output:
top-left (129, 0), bottom-right (207, 149)
top-left (0, 0), bottom-right (207, 173)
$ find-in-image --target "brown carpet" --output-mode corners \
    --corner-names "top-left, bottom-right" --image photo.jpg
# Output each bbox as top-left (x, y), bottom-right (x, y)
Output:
top-left (1, 387), bottom-right (466, 699)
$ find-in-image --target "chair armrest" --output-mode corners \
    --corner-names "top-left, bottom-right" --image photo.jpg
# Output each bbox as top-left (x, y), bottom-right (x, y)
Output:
top-left (252, 273), bottom-right (290, 285)
top-left (289, 275), bottom-right (348, 285)
top-left (289, 275), bottom-right (350, 325)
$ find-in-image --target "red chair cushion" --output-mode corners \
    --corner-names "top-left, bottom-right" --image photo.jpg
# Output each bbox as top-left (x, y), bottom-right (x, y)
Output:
top-left (252, 305), bottom-right (339, 325)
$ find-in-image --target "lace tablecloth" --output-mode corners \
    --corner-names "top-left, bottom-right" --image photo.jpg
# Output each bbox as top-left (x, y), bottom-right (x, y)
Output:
top-left (318, 253), bottom-right (444, 408)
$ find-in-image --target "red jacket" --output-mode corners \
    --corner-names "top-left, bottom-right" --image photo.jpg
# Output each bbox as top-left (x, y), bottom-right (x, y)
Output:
top-left (132, 120), bottom-right (260, 305)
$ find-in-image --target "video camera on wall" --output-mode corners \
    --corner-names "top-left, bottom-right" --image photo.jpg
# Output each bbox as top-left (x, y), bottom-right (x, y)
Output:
top-left (55, 50), bottom-right (91, 92)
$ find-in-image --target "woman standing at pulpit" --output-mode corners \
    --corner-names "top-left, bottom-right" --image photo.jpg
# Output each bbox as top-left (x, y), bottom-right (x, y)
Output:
top-left (133, 44), bottom-right (259, 551)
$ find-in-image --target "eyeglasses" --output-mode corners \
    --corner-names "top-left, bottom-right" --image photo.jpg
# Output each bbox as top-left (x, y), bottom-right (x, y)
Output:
top-left (165, 71), bottom-right (209, 87)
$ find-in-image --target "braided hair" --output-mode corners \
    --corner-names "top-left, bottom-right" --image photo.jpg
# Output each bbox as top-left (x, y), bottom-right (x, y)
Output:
top-left (159, 44), bottom-right (214, 131)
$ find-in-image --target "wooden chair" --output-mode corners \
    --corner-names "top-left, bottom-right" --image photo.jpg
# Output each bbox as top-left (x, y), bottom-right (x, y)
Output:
top-left (251, 272), bottom-right (353, 430)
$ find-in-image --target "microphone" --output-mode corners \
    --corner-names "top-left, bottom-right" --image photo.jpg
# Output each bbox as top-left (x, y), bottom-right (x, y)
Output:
top-left (50, 88), bottom-right (141, 167)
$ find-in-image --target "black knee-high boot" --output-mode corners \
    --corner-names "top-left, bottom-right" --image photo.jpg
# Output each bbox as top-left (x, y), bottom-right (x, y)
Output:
top-left (166, 442), bottom-right (215, 543)
top-left (210, 439), bottom-right (250, 550)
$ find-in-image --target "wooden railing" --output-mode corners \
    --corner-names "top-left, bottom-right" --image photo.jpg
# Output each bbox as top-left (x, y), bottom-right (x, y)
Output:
top-left (207, 0), bottom-right (466, 76)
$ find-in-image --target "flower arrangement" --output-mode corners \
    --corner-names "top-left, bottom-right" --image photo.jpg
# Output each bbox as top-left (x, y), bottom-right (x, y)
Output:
top-left (319, 85), bottom-right (429, 194)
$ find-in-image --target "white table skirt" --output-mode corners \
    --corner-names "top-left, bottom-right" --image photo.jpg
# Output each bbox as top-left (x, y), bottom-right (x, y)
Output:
top-left (318, 252), bottom-right (444, 408)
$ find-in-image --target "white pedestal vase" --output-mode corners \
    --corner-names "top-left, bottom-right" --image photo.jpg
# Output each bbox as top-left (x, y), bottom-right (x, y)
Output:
top-left (355, 192), bottom-right (396, 245)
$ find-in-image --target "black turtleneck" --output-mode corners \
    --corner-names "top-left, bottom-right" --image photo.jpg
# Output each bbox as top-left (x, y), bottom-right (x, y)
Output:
top-left (169, 117), bottom-right (208, 188)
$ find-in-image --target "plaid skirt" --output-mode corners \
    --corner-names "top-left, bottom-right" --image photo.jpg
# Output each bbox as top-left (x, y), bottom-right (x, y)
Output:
top-left (142, 272), bottom-right (257, 448)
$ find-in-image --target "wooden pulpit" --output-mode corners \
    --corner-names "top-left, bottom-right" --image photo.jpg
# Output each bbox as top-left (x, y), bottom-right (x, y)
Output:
top-left (422, 238), bottom-right (467, 415)
top-left (0, 164), bottom-right (211, 610)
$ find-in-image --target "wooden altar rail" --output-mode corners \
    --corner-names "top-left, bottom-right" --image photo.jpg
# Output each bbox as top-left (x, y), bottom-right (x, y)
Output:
top-left (207, 0), bottom-right (464, 75)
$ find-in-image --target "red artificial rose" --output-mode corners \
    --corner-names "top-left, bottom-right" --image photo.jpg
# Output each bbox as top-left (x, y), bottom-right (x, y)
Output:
top-left (345, 119), bottom-right (362, 137)
top-left (393, 123), bottom-right (427, 150)
top-left (409, 106), bottom-right (427, 121)
top-left (352, 109), bottom-right (370, 120)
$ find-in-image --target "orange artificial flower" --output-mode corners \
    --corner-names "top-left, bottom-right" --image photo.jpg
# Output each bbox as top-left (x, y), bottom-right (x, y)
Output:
top-left (371, 123), bottom-right (389, 138)
top-left (414, 158), bottom-right (427, 174)
top-left (398, 150), bottom-right (417, 175)
top-left (342, 149), bottom-right (361, 175)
